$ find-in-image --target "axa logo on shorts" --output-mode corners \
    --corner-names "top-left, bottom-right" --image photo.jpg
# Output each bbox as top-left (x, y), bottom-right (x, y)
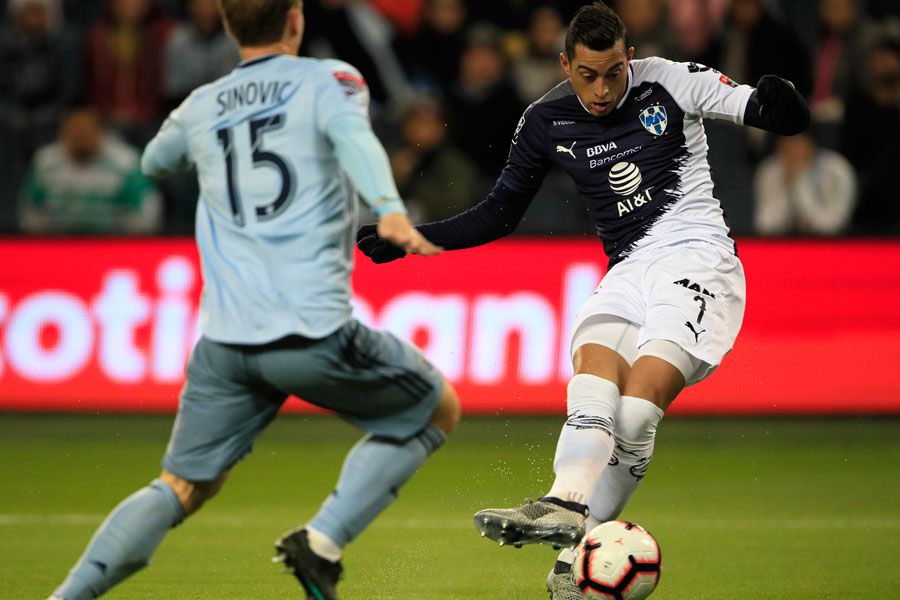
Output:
top-left (609, 162), bottom-right (654, 217)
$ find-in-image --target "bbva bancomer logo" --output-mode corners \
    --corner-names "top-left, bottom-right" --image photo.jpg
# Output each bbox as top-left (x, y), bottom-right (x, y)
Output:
top-left (0, 257), bottom-right (606, 386)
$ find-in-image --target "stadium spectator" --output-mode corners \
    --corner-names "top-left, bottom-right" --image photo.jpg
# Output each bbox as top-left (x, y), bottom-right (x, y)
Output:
top-left (617, 0), bottom-right (681, 60)
top-left (163, 0), bottom-right (239, 106)
top-left (395, 0), bottom-right (468, 95)
top-left (700, 0), bottom-right (812, 98)
top-left (810, 0), bottom-right (871, 126)
top-left (0, 0), bottom-right (76, 150)
top-left (0, 0), bottom-right (77, 231)
top-left (511, 5), bottom-right (565, 104)
top-left (446, 23), bottom-right (524, 182)
top-left (754, 131), bottom-right (856, 236)
top-left (19, 105), bottom-right (162, 233)
top-left (840, 37), bottom-right (900, 234)
top-left (662, 0), bottom-right (730, 60)
top-left (83, 0), bottom-right (173, 145)
top-left (389, 97), bottom-right (476, 221)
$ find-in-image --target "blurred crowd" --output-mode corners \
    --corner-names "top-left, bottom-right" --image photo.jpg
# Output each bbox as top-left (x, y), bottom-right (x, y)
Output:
top-left (0, 0), bottom-right (897, 236)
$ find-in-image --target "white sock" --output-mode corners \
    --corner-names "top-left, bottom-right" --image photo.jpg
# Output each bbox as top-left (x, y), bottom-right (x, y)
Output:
top-left (547, 374), bottom-right (618, 505)
top-left (555, 546), bottom-right (578, 570)
top-left (306, 525), bottom-right (343, 562)
top-left (588, 396), bottom-right (664, 521)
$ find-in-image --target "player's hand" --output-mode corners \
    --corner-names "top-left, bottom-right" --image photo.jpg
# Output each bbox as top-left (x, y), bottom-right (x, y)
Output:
top-left (756, 75), bottom-right (794, 112)
top-left (377, 212), bottom-right (443, 257)
top-left (356, 216), bottom-right (442, 264)
top-left (756, 75), bottom-right (809, 135)
top-left (356, 223), bottom-right (406, 263)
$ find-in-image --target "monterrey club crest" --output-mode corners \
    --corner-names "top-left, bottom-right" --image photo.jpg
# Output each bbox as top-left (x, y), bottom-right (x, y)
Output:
top-left (639, 105), bottom-right (667, 136)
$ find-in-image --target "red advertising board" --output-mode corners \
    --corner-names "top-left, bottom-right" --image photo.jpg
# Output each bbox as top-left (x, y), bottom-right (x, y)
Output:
top-left (0, 238), bottom-right (898, 415)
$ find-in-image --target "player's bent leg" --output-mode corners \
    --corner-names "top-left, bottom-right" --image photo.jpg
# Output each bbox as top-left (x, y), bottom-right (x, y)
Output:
top-left (547, 341), bottom-right (693, 597)
top-left (277, 412), bottom-right (450, 600)
top-left (266, 322), bottom-right (456, 600)
top-left (48, 478), bottom-right (186, 600)
top-left (584, 340), bottom-right (694, 527)
top-left (475, 323), bottom-right (637, 550)
top-left (548, 343), bottom-right (631, 504)
top-left (274, 385), bottom-right (459, 600)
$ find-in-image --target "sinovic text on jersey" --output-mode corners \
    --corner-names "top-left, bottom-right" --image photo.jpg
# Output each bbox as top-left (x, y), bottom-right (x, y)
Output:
top-left (216, 80), bottom-right (292, 116)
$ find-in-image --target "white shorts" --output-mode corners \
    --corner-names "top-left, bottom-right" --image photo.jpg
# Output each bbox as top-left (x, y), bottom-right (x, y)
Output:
top-left (570, 241), bottom-right (746, 386)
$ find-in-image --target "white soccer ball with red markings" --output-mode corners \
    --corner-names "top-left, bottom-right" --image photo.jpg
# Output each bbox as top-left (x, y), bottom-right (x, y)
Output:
top-left (573, 520), bottom-right (661, 600)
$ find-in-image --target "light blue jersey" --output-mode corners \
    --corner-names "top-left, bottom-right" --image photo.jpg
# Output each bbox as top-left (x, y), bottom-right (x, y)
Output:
top-left (143, 54), bottom-right (404, 344)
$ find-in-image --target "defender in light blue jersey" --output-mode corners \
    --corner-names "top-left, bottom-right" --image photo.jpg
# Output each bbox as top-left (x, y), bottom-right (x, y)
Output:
top-left (48, 2), bottom-right (460, 600)
top-left (143, 49), bottom-right (401, 342)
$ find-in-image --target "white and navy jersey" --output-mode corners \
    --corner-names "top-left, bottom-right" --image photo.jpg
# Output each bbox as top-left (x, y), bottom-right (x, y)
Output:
top-left (502, 57), bottom-right (754, 266)
top-left (142, 54), bottom-right (371, 344)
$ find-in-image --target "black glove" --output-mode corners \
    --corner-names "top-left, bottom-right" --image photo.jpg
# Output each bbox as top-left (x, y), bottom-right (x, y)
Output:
top-left (356, 224), bottom-right (407, 264)
top-left (754, 75), bottom-right (810, 135)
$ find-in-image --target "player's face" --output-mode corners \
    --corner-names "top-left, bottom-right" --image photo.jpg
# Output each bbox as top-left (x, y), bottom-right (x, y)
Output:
top-left (561, 41), bottom-right (634, 117)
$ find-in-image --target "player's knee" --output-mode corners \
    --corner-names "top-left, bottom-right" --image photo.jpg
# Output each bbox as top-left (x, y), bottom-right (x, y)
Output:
top-left (430, 379), bottom-right (461, 435)
top-left (615, 396), bottom-right (665, 452)
top-left (572, 343), bottom-right (630, 388)
top-left (160, 470), bottom-right (228, 516)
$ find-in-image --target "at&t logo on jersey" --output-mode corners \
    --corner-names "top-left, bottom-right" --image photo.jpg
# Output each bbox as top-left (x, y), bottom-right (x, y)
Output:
top-left (609, 162), bottom-right (654, 216)
top-left (639, 105), bottom-right (667, 136)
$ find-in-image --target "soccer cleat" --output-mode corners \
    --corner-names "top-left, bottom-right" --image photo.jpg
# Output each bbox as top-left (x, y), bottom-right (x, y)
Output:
top-left (473, 498), bottom-right (586, 549)
top-left (547, 568), bottom-right (583, 600)
top-left (274, 528), bottom-right (343, 600)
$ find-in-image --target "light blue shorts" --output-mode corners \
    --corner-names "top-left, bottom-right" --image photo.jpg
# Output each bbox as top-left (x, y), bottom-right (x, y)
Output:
top-left (162, 320), bottom-right (444, 481)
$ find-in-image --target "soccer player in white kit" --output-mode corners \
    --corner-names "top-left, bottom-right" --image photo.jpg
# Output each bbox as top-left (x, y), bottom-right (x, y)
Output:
top-left (357, 2), bottom-right (809, 597)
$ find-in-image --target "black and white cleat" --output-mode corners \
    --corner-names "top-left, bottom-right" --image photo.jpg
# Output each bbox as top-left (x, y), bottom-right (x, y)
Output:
top-left (473, 499), bottom-right (586, 549)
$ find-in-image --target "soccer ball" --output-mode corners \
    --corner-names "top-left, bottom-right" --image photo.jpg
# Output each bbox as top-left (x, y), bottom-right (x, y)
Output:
top-left (573, 520), bottom-right (661, 600)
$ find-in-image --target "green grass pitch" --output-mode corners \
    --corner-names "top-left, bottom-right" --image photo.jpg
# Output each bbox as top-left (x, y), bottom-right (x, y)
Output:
top-left (1, 414), bottom-right (898, 599)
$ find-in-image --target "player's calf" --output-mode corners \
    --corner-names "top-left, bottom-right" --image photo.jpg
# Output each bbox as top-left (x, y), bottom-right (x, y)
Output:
top-left (48, 479), bottom-right (185, 600)
top-left (278, 378), bottom-right (458, 596)
top-left (48, 470), bottom-right (229, 600)
top-left (588, 395), bottom-right (665, 520)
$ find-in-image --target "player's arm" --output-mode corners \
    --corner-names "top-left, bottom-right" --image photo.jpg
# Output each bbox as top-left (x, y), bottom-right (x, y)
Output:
top-left (357, 181), bottom-right (538, 263)
top-left (742, 75), bottom-right (810, 136)
top-left (317, 59), bottom-right (439, 256)
top-left (357, 105), bottom-right (551, 264)
top-left (325, 113), bottom-right (440, 256)
top-left (141, 110), bottom-right (191, 179)
top-left (662, 59), bottom-right (809, 135)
